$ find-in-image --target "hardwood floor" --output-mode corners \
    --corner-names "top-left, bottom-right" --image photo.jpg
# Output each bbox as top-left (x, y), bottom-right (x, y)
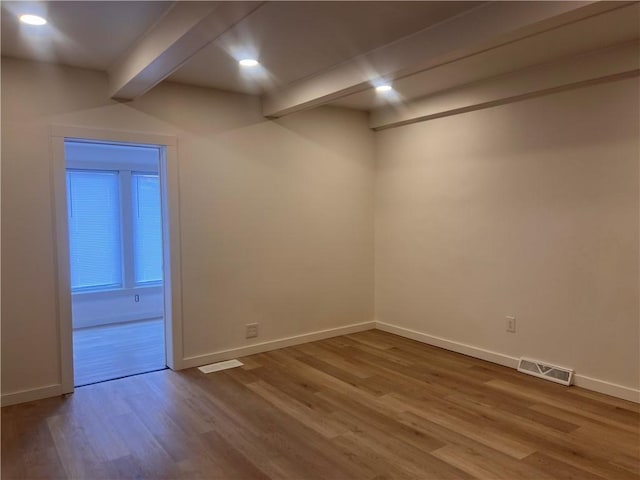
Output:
top-left (73, 319), bottom-right (166, 386)
top-left (3, 330), bottom-right (639, 479)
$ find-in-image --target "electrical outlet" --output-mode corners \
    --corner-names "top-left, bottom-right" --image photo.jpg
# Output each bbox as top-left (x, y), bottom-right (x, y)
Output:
top-left (246, 323), bottom-right (259, 339)
top-left (506, 316), bottom-right (516, 333)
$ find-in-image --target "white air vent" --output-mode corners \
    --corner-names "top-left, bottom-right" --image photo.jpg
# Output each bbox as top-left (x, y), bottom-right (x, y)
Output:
top-left (198, 359), bottom-right (243, 374)
top-left (517, 357), bottom-right (573, 386)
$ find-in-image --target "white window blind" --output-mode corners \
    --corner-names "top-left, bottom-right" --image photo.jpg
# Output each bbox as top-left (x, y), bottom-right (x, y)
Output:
top-left (132, 173), bottom-right (163, 284)
top-left (67, 170), bottom-right (122, 291)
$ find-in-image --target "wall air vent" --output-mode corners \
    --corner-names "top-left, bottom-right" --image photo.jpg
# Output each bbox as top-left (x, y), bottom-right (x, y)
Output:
top-left (517, 357), bottom-right (573, 386)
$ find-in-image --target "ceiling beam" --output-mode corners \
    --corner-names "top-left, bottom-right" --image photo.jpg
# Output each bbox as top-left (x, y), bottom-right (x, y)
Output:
top-left (262, 1), bottom-right (628, 118)
top-left (108, 1), bottom-right (264, 100)
top-left (370, 41), bottom-right (640, 130)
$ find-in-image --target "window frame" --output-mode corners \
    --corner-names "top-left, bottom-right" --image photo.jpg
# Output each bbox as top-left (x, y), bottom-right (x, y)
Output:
top-left (66, 168), bottom-right (124, 293)
top-left (66, 158), bottom-right (161, 294)
top-left (130, 171), bottom-right (164, 287)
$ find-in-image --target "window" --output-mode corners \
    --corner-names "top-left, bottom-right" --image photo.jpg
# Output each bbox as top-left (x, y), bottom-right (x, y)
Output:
top-left (65, 142), bottom-right (163, 293)
top-left (132, 173), bottom-right (163, 285)
top-left (67, 170), bottom-right (122, 291)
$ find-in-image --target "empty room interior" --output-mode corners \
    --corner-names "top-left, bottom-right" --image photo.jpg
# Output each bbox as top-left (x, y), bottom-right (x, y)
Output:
top-left (1, 1), bottom-right (639, 479)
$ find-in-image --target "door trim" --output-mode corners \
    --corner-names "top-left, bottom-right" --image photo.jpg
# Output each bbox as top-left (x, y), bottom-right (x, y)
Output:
top-left (50, 126), bottom-right (184, 394)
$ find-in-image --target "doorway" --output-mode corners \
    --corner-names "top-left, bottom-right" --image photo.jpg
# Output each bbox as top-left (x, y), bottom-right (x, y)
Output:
top-left (65, 140), bottom-right (167, 386)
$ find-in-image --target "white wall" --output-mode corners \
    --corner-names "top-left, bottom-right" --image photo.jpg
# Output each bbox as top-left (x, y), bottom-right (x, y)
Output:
top-left (1, 58), bottom-right (374, 398)
top-left (2, 56), bottom-right (637, 404)
top-left (72, 287), bottom-right (163, 329)
top-left (375, 77), bottom-right (640, 395)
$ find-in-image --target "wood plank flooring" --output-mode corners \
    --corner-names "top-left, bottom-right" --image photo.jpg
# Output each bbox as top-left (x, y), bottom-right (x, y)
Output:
top-left (3, 330), bottom-right (639, 479)
top-left (73, 318), bottom-right (166, 386)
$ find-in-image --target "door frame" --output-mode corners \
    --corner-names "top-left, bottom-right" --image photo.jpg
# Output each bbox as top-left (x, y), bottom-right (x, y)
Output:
top-left (50, 125), bottom-right (184, 394)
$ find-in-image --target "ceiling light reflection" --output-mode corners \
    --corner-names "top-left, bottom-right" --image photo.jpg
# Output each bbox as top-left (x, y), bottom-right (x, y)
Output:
top-left (239, 58), bottom-right (259, 67)
top-left (19, 14), bottom-right (47, 26)
top-left (375, 84), bottom-right (393, 93)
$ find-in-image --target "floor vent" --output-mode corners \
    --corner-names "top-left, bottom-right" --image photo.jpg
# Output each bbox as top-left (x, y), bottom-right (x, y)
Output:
top-left (517, 357), bottom-right (573, 386)
top-left (198, 359), bottom-right (244, 374)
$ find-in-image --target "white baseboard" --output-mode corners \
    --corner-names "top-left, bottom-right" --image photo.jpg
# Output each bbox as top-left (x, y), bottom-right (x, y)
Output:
top-left (572, 374), bottom-right (640, 403)
top-left (181, 321), bottom-right (376, 369)
top-left (1, 384), bottom-right (63, 407)
top-left (5, 321), bottom-right (637, 406)
top-left (375, 321), bottom-right (640, 404)
top-left (376, 322), bottom-right (519, 368)
top-left (73, 312), bottom-right (163, 329)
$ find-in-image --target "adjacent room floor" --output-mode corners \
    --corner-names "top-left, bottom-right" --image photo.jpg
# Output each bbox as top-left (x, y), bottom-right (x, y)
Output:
top-left (73, 318), bottom-right (166, 386)
top-left (3, 330), bottom-right (639, 479)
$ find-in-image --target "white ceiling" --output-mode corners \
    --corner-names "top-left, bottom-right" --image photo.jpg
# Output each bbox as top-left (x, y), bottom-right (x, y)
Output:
top-left (1, 1), bottom-right (171, 70)
top-left (1, 1), bottom-right (638, 113)
top-left (331, 2), bottom-right (640, 110)
top-left (167, 1), bottom-right (482, 94)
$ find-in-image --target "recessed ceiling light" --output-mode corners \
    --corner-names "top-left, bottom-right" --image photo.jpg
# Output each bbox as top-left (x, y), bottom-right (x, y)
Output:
top-left (19, 14), bottom-right (47, 26)
top-left (375, 85), bottom-right (393, 93)
top-left (239, 59), bottom-right (259, 67)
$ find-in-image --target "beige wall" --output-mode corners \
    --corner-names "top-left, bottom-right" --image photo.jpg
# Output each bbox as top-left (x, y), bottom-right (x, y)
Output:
top-left (1, 58), bottom-right (374, 396)
top-left (2, 56), bottom-right (638, 401)
top-left (375, 77), bottom-right (640, 390)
